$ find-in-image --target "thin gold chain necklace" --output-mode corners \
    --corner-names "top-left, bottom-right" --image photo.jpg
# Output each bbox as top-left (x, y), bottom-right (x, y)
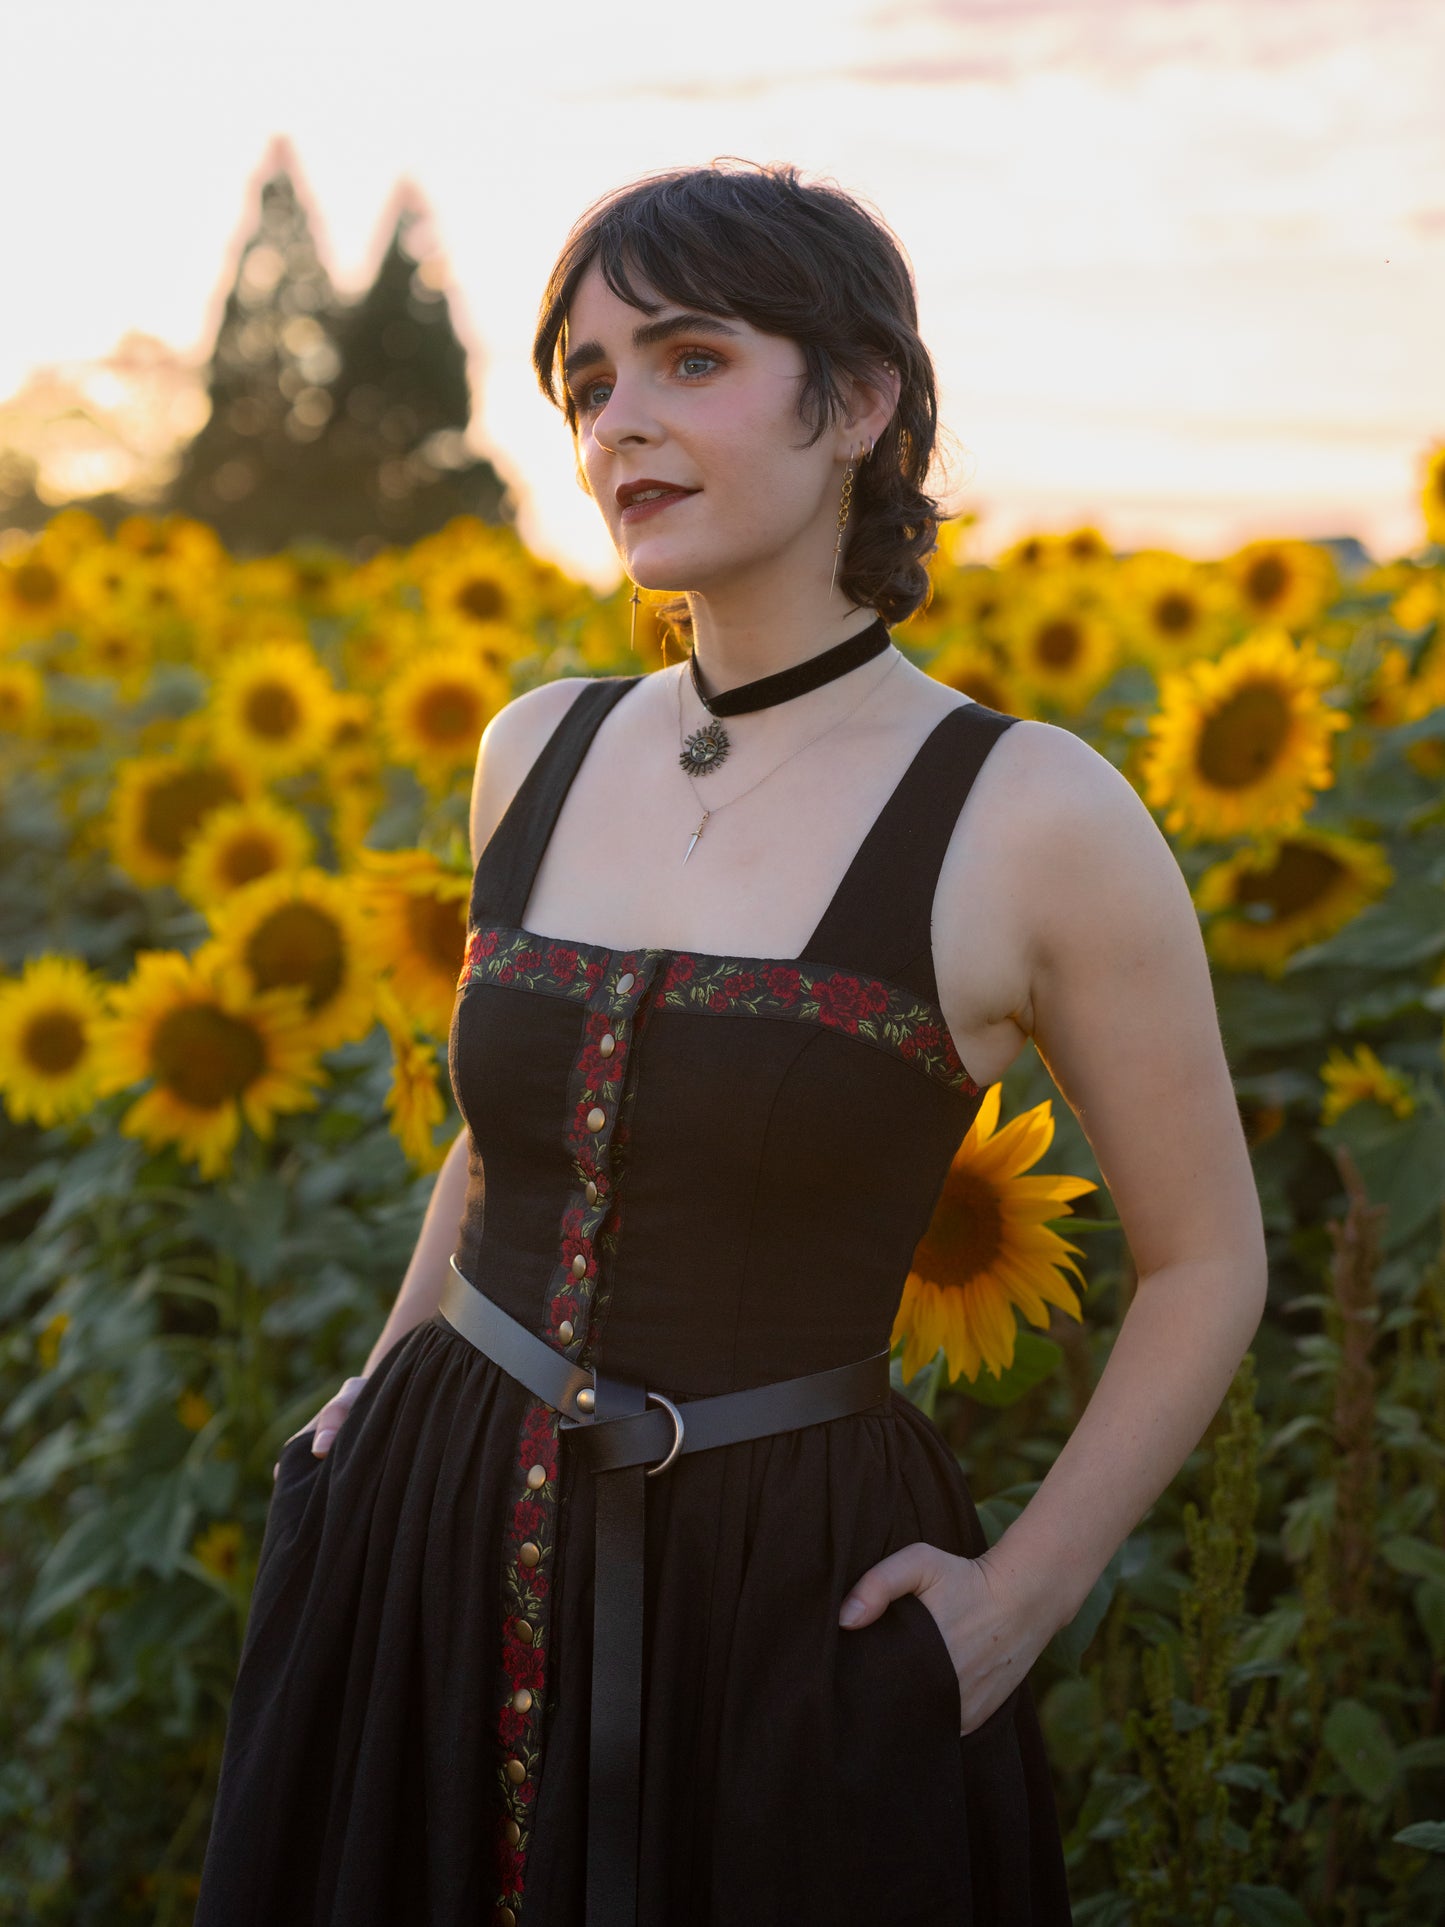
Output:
top-left (674, 647), bottom-right (904, 865)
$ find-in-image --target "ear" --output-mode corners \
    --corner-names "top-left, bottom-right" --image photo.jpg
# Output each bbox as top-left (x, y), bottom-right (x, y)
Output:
top-left (841, 356), bottom-right (902, 454)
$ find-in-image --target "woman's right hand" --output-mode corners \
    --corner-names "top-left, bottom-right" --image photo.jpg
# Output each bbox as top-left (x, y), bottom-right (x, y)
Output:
top-left (273, 1374), bottom-right (370, 1480)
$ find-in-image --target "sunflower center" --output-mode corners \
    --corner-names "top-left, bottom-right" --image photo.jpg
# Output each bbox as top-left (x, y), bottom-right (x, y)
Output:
top-left (22, 1010), bottom-right (87, 1075)
top-left (1197, 682), bottom-right (1292, 789)
top-left (1036, 618), bottom-right (1082, 667)
top-left (152, 1003), bottom-right (267, 1108)
top-left (15, 560), bottom-right (61, 608)
top-left (243, 681), bottom-right (303, 740)
top-left (1154, 591), bottom-right (1197, 636)
top-left (243, 903), bottom-right (346, 1009)
top-left (141, 767), bottom-right (244, 860)
top-left (1244, 554), bottom-right (1289, 607)
top-left (1236, 842), bottom-right (1343, 918)
top-left (222, 833), bottom-right (282, 886)
top-left (406, 891), bottom-right (468, 976)
top-left (911, 1170), bottom-right (1002, 1287)
top-left (454, 578), bottom-right (508, 623)
top-left (415, 681), bottom-right (484, 746)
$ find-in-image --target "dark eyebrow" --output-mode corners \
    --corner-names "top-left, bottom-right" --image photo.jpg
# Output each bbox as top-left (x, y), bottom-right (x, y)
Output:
top-left (562, 312), bottom-right (743, 387)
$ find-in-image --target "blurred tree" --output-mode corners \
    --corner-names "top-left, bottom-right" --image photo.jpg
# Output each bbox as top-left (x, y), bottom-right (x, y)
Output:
top-left (310, 200), bottom-right (514, 548)
top-left (160, 153), bottom-right (513, 555)
top-left (164, 161), bottom-right (349, 550)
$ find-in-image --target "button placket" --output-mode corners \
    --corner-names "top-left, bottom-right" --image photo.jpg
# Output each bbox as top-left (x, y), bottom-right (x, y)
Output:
top-left (490, 950), bottom-right (661, 1926)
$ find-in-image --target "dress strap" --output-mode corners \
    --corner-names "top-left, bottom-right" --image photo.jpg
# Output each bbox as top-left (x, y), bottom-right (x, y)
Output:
top-left (470, 675), bottom-right (645, 930)
top-left (802, 701), bottom-right (1020, 1001)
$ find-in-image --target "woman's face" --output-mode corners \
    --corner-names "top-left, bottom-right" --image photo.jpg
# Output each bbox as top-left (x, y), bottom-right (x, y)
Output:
top-left (563, 259), bottom-right (875, 595)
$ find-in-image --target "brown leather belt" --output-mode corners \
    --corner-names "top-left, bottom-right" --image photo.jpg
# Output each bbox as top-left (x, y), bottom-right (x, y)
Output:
top-left (436, 1254), bottom-right (892, 1927)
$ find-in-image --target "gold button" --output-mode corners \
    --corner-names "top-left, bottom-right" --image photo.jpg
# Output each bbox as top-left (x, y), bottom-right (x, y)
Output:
top-left (519, 1541), bottom-right (541, 1567)
top-left (503, 1819), bottom-right (521, 1846)
top-left (505, 1757), bottom-right (526, 1784)
top-left (599, 1032), bottom-right (616, 1057)
top-left (571, 1252), bottom-right (587, 1278)
top-left (558, 1319), bottom-right (575, 1344)
top-left (617, 971), bottom-right (635, 993)
top-left (511, 1687), bottom-right (533, 1713)
top-left (575, 1386), bottom-right (596, 1414)
top-left (514, 1618), bottom-right (534, 1644)
top-left (498, 1908), bottom-right (518, 1927)
top-left (586, 1106), bottom-right (605, 1131)
top-left (526, 1463), bottom-right (547, 1490)
top-left (585, 1180), bottom-right (598, 1204)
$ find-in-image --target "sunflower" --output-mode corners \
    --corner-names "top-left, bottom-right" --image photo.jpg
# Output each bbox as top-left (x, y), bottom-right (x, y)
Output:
top-left (376, 984), bottom-right (449, 1170)
top-left (108, 752), bottom-right (253, 889)
top-left (1219, 538), bottom-right (1340, 633)
top-left (1138, 628), bottom-right (1350, 843)
top-left (1002, 581), bottom-right (1121, 712)
top-left (65, 541), bottom-right (156, 623)
top-left (340, 608), bottom-right (423, 692)
top-left (421, 535), bottom-right (538, 661)
top-left (192, 1521), bottom-right (244, 1581)
top-left (0, 536), bottom-right (72, 639)
top-left (381, 645), bottom-right (506, 785)
top-left (0, 660), bottom-right (45, 733)
top-left (177, 1388), bottom-right (214, 1431)
top-left (0, 955), bottom-right (107, 1126)
top-left (329, 752), bottom-right (387, 860)
top-left (91, 947), bottom-right (325, 1179)
top-left (1111, 549), bottom-right (1236, 668)
top-left (926, 641), bottom-right (1021, 716)
top-left (1388, 570), bottom-right (1441, 636)
top-left (208, 637), bottom-right (341, 778)
top-left (64, 616), bottom-right (155, 695)
top-left (1195, 828), bottom-right (1393, 976)
top-left (891, 1085), bottom-right (1096, 1384)
top-left (1319, 1043), bottom-right (1416, 1126)
top-left (114, 512), bottom-right (227, 576)
top-left (176, 797), bottom-right (316, 908)
top-left (354, 847), bottom-right (471, 1035)
top-left (202, 868), bottom-right (376, 1052)
top-left (1420, 444), bottom-right (1445, 547)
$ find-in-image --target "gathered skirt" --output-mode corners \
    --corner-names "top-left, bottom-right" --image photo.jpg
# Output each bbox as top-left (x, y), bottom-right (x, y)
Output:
top-left (194, 1311), bottom-right (1074, 1925)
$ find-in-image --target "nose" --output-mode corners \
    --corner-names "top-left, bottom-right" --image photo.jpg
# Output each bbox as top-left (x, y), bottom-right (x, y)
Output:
top-left (588, 371), bottom-right (658, 457)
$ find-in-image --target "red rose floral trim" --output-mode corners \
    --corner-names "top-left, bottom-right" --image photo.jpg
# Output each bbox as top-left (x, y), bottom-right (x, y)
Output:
top-left (458, 921), bottom-right (978, 1097)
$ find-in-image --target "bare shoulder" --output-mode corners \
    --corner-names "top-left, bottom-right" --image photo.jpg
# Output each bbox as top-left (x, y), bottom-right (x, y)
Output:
top-left (468, 675), bottom-right (596, 869)
top-left (996, 716), bottom-right (1266, 1286)
top-left (998, 716), bottom-right (1197, 959)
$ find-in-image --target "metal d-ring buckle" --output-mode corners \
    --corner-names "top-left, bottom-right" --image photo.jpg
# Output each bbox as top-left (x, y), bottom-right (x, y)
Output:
top-left (644, 1389), bottom-right (685, 1476)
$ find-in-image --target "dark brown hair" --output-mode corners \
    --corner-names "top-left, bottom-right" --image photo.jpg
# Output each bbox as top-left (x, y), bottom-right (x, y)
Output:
top-left (531, 158), bottom-right (946, 637)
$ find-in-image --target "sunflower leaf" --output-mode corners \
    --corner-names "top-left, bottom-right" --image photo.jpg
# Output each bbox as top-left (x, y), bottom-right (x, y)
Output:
top-left (959, 1329), bottom-right (1062, 1408)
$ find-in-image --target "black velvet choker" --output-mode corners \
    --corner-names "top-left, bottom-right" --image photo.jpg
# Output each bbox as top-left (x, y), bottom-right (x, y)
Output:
top-left (687, 615), bottom-right (892, 717)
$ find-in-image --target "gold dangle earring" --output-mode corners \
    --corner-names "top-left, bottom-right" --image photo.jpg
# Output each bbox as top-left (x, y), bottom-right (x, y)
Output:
top-left (629, 583), bottom-right (640, 653)
top-left (829, 438), bottom-right (871, 594)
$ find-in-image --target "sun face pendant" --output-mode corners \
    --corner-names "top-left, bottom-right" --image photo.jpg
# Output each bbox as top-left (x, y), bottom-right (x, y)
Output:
top-left (679, 719), bottom-right (731, 776)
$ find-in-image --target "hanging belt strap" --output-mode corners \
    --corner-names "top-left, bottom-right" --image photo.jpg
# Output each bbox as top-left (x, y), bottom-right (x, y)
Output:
top-left (437, 1255), bottom-right (892, 1927)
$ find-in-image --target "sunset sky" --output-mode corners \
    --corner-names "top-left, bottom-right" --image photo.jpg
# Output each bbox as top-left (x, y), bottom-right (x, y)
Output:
top-left (4, 0), bottom-right (1441, 585)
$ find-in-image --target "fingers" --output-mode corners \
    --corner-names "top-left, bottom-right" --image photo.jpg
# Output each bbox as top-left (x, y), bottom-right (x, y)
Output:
top-left (310, 1373), bottom-right (370, 1458)
top-left (838, 1540), bottom-right (946, 1628)
top-left (271, 1374), bottom-right (371, 1480)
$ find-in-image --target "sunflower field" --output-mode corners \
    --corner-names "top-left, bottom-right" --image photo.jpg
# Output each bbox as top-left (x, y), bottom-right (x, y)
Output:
top-left (3, 451), bottom-right (1445, 1923)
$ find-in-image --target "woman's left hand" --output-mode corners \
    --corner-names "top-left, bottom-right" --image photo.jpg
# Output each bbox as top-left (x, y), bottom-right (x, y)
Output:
top-left (837, 1542), bottom-right (1057, 1736)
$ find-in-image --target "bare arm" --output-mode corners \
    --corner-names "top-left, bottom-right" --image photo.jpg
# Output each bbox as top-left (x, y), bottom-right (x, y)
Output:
top-left (285, 674), bottom-right (593, 1466)
top-left (838, 722), bottom-right (1268, 1730)
top-left (360, 1123), bottom-right (471, 1376)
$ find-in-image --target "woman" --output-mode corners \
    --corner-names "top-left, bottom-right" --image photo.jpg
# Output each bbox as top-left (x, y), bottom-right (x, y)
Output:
top-left (195, 160), bottom-right (1267, 1927)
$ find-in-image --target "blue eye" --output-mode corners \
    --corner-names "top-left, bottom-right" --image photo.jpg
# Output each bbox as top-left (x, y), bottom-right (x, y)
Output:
top-left (574, 346), bottom-right (723, 415)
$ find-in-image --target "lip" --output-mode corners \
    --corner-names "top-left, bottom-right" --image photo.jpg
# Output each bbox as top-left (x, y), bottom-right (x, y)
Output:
top-left (616, 480), bottom-right (701, 522)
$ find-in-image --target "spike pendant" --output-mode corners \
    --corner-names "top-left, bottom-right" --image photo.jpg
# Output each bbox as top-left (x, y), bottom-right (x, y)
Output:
top-left (678, 719), bottom-right (731, 776)
top-left (683, 811), bottom-right (711, 864)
